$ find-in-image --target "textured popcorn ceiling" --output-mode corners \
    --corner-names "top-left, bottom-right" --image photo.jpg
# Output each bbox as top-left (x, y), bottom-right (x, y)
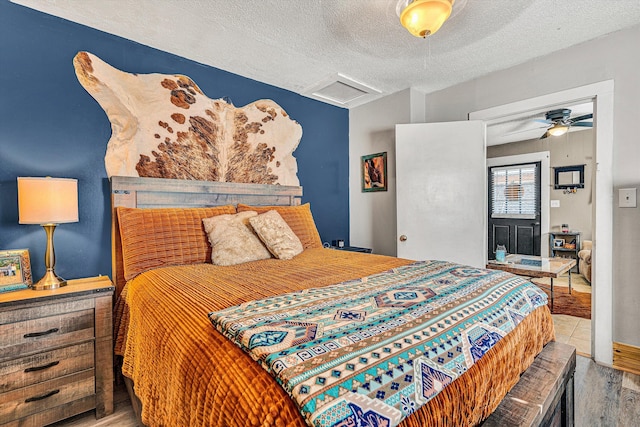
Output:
top-left (12, 0), bottom-right (640, 108)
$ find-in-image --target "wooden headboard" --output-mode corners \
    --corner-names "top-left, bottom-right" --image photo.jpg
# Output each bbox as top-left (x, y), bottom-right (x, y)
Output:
top-left (110, 176), bottom-right (303, 295)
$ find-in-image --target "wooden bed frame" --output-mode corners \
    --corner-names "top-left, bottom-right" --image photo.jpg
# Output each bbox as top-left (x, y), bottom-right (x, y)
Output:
top-left (110, 175), bottom-right (302, 296)
top-left (109, 175), bottom-right (576, 427)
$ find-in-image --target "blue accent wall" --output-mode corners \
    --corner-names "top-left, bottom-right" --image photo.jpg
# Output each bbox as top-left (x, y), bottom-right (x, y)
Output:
top-left (0, 2), bottom-right (349, 282)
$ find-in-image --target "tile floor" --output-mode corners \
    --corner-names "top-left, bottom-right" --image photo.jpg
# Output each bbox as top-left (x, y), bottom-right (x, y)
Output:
top-left (545, 272), bottom-right (592, 356)
top-left (552, 313), bottom-right (591, 356)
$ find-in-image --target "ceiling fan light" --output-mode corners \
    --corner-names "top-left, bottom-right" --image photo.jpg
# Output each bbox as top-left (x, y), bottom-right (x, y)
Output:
top-left (400, 0), bottom-right (454, 38)
top-left (548, 124), bottom-right (569, 136)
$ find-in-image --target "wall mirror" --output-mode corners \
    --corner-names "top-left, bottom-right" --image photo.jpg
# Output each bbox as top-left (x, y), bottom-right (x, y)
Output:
top-left (554, 164), bottom-right (585, 189)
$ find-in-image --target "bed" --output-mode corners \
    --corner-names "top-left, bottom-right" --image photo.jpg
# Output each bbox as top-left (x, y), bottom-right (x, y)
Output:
top-left (110, 175), bottom-right (573, 427)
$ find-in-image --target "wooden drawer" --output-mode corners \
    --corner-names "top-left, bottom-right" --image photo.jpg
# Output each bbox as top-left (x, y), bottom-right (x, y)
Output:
top-left (0, 309), bottom-right (94, 360)
top-left (0, 342), bottom-right (94, 393)
top-left (0, 298), bottom-right (94, 325)
top-left (0, 369), bottom-right (95, 424)
top-left (0, 277), bottom-right (114, 424)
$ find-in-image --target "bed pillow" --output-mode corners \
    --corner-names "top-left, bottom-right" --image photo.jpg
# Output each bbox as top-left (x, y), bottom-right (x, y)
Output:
top-left (236, 203), bottom-right (322, 249)
top-left (117, 205), bottom-right (236, 281)
top-left (249, 210), bottom-right (303, 260)
top-left (203, 211), bottom-right (272, 266)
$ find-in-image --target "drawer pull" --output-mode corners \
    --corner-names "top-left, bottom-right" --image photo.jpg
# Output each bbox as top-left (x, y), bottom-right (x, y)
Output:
top-left (24, 361), bottom-right (60, 373)
top-left (23, 328), bottom-right (59, 338)
top-left (25, 389), bottom-right (60, 402)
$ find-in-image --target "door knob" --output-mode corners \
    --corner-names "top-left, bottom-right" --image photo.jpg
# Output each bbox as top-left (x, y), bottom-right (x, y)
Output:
top-left (399, 235), bottom-right (407, 242)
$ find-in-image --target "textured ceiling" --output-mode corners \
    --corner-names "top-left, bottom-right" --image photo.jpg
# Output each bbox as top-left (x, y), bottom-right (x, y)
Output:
top-left (12, 0), bottom-right (640, 109)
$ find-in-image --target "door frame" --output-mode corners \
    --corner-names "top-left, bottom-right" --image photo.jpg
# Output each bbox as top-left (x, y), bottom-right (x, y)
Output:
top-left (487, 152), bottom-right (550, 258)
top-left (470, 80), bottom-right (614, 366)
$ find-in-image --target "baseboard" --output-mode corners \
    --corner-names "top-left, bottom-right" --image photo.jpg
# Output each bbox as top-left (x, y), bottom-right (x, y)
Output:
top-left (613, 341), bottom-right (640, 375)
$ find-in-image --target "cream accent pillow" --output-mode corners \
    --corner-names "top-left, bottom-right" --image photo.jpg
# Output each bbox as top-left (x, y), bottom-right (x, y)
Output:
top-left (202, 211), bottom-right (272, 266)
top-left (237, 203), bottom-right (322, 249)
top-left (249, 210), bottom-right (303, 260)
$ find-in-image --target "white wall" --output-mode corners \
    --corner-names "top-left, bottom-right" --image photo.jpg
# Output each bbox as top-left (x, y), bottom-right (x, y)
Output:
top-left (349, 23), bottom-right (640, 347)
top-left (349, 89), bottom-right (419, 256)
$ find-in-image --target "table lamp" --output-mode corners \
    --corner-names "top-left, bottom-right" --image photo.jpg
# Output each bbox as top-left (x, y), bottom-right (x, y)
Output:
top-left (17, 177), bottom-right (79, 290)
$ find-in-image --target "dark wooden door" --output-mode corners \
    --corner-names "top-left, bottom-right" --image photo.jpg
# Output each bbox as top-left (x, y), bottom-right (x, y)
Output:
top-left (488, 162), bottom-right (541, 259)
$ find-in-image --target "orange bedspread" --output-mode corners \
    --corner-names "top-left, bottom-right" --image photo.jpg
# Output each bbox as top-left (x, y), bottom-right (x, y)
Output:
top-left (114, 248), bottom-right (554, 426)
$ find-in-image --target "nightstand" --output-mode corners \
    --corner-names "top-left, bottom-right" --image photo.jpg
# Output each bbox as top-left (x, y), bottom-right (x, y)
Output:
top-left (0, 276), bottom-right (114, 426)
top-left (331, 246), bottom-right (372, 253)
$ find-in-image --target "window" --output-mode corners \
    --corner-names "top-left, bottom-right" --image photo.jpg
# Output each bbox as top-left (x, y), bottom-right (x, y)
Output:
top-left (490, 163), bottom-right (539, 219)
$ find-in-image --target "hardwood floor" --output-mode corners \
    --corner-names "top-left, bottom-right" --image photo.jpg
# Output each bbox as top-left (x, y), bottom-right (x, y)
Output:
top-left (576, 356), bottom-right (640, 427)
top-left (52, 355), bottom-right (640, 427)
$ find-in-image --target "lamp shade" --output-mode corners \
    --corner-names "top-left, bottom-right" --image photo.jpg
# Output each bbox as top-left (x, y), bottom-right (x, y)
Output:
top-left (400, 0), bottom-right (454, 38)
top-left (17, 177), bottom-right (79, 224)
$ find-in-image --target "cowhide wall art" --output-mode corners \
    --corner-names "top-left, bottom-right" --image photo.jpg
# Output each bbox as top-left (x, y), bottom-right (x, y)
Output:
top-left (73, 51), bottom-right (302, 185)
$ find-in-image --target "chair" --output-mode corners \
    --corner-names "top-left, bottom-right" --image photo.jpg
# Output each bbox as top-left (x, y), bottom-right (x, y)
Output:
top-left (578, 240), bottom-right (592, 283)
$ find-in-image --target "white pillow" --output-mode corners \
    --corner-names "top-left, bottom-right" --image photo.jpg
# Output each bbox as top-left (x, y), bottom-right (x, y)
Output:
top-left (202, 211), bottom-right (272, 266)
top-left (249, 210), bottom-right (303, 260)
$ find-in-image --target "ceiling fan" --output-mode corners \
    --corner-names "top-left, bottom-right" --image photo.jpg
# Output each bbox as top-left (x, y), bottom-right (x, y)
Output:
top-left (537, 108), bottom-right (593, 139)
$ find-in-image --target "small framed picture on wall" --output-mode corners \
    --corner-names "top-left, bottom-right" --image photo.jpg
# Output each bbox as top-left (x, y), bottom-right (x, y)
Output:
top-left (362, 152), bottom-right (387, 192)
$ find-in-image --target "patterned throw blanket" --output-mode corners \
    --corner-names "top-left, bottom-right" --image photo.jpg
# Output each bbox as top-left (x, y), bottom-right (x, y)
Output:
top-left (208, 261), bottom-right (547, 427)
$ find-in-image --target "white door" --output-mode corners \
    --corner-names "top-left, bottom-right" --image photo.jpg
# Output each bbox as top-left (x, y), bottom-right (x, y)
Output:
top-left (396, 121), bottom-right (486, 267)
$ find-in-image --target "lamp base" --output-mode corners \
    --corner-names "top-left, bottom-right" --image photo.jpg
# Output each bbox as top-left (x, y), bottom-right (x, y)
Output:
top-left (32, 270), bottom-right (67, 290)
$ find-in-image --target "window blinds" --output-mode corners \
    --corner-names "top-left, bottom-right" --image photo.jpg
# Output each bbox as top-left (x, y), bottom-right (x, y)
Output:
top-left (490, 163), bottom-right (538, 219)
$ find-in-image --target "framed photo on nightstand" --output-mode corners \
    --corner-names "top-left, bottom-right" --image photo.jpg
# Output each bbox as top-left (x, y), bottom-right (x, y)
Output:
top-left (0, 249), bottom-right (32, 292)
top-left (553, 239), bottom-right (565, 248)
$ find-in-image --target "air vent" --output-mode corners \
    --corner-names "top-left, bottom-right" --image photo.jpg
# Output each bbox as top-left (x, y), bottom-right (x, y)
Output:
top-left (305, 74), bottom-right (381, 108)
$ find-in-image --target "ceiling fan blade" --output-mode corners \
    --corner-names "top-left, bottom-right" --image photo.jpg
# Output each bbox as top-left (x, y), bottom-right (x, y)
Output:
top-left (534, 119), bottom-right (552, 124)
top-left (569, 113), bottom-right (593, 124)
top-left (572, 122), bottom-right (593, 127)
top-left (539, 132), bottom-right (549, 140)
top-left (503, 125), bottom-right (549, 136)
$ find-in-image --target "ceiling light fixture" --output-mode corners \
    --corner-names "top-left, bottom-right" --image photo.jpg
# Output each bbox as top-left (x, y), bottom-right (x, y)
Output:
top-left (547, 123), bottom-right (569, 137)
top-left (399, 0), bottom-right (454, 38)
